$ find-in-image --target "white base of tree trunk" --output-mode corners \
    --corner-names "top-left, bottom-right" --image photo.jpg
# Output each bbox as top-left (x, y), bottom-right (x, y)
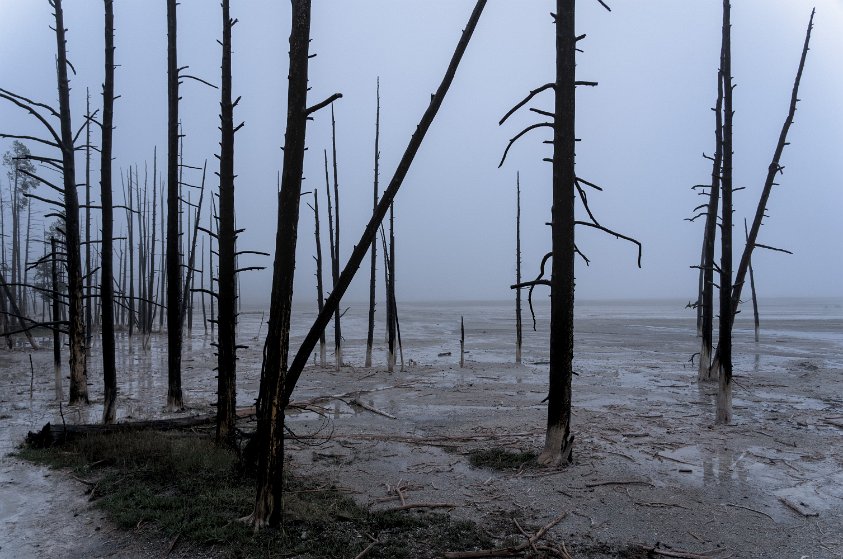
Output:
top-left (697, 343), bottom-right (714, 382)
top-left (537, 424), bottom-right (573, 466)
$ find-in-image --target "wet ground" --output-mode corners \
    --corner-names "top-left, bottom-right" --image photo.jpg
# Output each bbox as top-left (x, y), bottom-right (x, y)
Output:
top-left (1, 299), bottom-right (842, 557)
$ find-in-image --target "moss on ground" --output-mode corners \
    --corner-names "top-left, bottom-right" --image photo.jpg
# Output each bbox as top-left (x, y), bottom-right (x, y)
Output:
top-left (468, 448), bottom-right (537, 471)
top-left (19, 430), bottom-right (492, 559)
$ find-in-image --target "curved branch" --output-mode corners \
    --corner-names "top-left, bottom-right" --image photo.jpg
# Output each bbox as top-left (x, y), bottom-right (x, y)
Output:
top-left (306, 93), bottom-right (343, 115)
top-left (499, 83), bottom-right (554, 126)
top-left (498, 123), bottom-right (553, 168)
top-left (575, 221), bottom-right (642, 267)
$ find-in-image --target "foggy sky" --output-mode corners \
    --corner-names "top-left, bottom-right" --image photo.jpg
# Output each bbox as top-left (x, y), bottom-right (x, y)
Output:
top-left (1, 0), bottom-right (842, 307)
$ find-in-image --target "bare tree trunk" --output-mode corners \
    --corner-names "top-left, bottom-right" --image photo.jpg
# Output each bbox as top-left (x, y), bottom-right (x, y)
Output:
top-left (698, 58), bottom-right (724, 382)
top-left (324, 150), bottom-right (339, 370)
top-left (540, 0), bottom-right (576, 465)
top-left (515, 172), bottom-right (522, 364)
top-left (280, 0), bottom-right (487, 409)
top-left (127, 170), bottom-right (135, 337)
top-left (148, 148), bottom-right (157, 333)
top-left (51, 237), bottom-right (62, 400)
top-left (729, 9), bottom-right (813, 322)
top-left (166, 0), bottom-right (184, 410)
top-left (311, 191), bottom-right (326, 367)
top-left (159, 181), bottom-right (166, 332)
top-left (745, 219), bottom-right (760, 342)
top-left (365, 79), bottom-right (380, 368)
top-left (387, 203), bottom-right (396, 372)
top-left (181, 164), bottom-right (205, 333)
top-left (460, 316), bottom-right (465, 368)
top-left (100, 0), bottom-right (117, 424)
top-left (208, 201), bottom-right (214, 336)
top-left (85, 90), bottom-right (93, 345)
top-left (216, 0), bottom-right (237, 448)
top-left (716, 0), bottom-right (734, 425)
top-left (247, 0), bottom-right (320, 529)
top-left (23, 203), bottom-right (32, 322)
top-left (330, 107), bottom-right (342, 371)
top-left (54, 0), bottom-right (88, 405)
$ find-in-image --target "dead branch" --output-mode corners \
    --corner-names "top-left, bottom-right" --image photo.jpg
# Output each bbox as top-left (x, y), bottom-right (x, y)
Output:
top-left (305, 92), bottom-right (342, 115)
top-left (498, 123), bottom-right (553, 168)
top-left (499, 83), bottom-right (554, 126)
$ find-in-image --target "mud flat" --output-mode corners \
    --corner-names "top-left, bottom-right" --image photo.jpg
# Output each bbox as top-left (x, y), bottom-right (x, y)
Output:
top-left (1, 299), bottom-right (842, 557)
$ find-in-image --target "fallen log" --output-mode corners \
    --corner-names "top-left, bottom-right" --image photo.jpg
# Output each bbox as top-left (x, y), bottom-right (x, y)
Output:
top-left (26, 407), bottom-right (256, 448)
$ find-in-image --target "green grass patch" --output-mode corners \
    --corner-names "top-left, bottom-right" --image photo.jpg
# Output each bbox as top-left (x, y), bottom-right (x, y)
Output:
top-left (468, 448), bottom-right (537, 471)
top-left (19, 430), bottom-right (492, 558)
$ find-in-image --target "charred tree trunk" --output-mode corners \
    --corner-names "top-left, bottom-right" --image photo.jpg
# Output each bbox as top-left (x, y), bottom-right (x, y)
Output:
top-left (127, 170), bottom-right (135, 337)
top-left (515, 172), bottom-right (522, 364)
top-left (148, 148), bottom-right (158, 334)
top-left (247, 0), bottom-right (319, 529)
top-left (729, 10), bottom-right (813, 322)
top-left (460, 316), bottom-right (465, 368)
top-left (311, 191), bottom-right (326, 367)
top-left (745, 219), bottom-right (760, 342)
top-left (539, 0), bottom-right (577, 465)
top-left (324, 150), bottom-right (339, 370)
top-left (365, 80), bottom-right (380, 368)
top-left (85, 90), bottom-right (93, 345)
top-left (716, 0), bottom-right (734, 425)
top-left (52, 237), bottom-right (62, 400)
top-left (101, 0), bottom-right (117, 424)
top-left (216, 0), bottom-right (237, 448)
top-left (166, 0), bottom-right (184, 410)
top-left (54, 0), bottom-right (88, 405)
top-left (698, 58), bottom-right (724, 382)
top-left (330, 107), bottom-right (342, 371)
top-left (387, 203), bottom-right (396, 372)
top-left (281, 0), bottom-right (487, 409)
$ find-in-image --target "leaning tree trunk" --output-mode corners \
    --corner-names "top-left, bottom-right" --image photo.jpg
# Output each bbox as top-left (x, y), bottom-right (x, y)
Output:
top-left (515, 172), bottom-right (522, 364)
top-left (698, 59), bottom-right (724, 382)
top-left (246, 0), bottom-right (321, 529)
top-left (281, 0), bottom-right (487, 409)
top-left (365, 80), bottom-right (380, 368)
top-left (716, 0), bottom-right (734, 425)
top-left (539, 0), bottom-right (577, 465)
top-left (101, 0), bottom-right (117, 424)
top-left (166, 0), bottom-right (184, 410)
top-left (216, 0), bottom-right (237, 448)
top-left (745, 219), bottom-right (760, 342)
top-left (729, 9), bottom-right (814, 323)
top-left (54, 0), bottom-right (88, 405)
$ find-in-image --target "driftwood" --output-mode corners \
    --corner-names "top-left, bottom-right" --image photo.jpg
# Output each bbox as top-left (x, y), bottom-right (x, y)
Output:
top-left (444, 513), bottom-right (568, 558)
top-left (26, 407), bottom-right (256, 448)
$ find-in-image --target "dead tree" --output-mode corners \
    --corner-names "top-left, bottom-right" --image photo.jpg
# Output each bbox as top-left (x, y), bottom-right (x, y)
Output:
top-left (729, 10), bottom-right (813, 324)
top-left (716, 0), bottom-right (734, 425)
top-left (84, 90), bottom-right (93, 345)
top-left (101, 0), bottom-right (117, 423)
top-left (745, 219), bottom-right (760, 342)
top-left (515, 172), bottom-right (522, 364)
top-left (54, 0), bottom-right (88, 404)
top-left (281, 0), bottom-right (487, 409)
top-left (694, 40), bottom-right (725, 382)
top-left (309, 190), bottom-right (326, 367)
top-left (245, 0), bottom-right (342, 529)
top-left (126, 170), bottom-right (135, 337)
top-left (166, 0), bottom-right (184, 410)
top-left (330, 106), bottom-right (342, 371)
top-left (216, 0), bottom-right (237, 447)
top-left (52, 237), bottom-right (62, 399)
top-left (365, 79), bottom-right (380, 368)
top-left (460, 316), bottom-right (465, 367)
top-left (387, 202), bottom-right (396, 371)
top-left (504, 0), bottom-right (640, 464)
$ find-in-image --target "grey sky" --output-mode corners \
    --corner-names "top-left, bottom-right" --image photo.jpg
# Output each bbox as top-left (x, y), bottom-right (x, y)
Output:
top-left (1, 1), bottom-right (841, 307)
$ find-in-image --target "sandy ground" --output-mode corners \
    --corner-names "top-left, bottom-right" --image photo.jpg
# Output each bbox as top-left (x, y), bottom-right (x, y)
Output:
top-left (1, 299), bottom-right (842, 557)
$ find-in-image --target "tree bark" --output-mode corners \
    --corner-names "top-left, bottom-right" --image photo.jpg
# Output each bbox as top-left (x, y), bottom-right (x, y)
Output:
top-left (85, 90), bottom-right (93, 345)
top-left (365, 80), bottom-right (380, 368)
top-left (698, 58), bottom-right (724, 382)
top-left (716, 0), bottom-right (734, 425)
top-left (54, 0), bottom-right (88, 405)
top-left (515, 172), bottom-right (522, 364)
top-left (216, 0), bottom-right (237, 448)
top-left (312, 191), bottom-right (326, 367)
top-left (166, 0), bottom-right (184, 410)
top-left (247, 0), bottom-right (314, 529)
top-left (330, 107), bottom-right (342, 371)
top-left (52, 237), bottom-right (62, 400)
top-left (539, 0), bottom-right (576, 465)
top-left (281, 0), bottom-right (488, 408)
top-left (101, 0), bottom-right (117, 424)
